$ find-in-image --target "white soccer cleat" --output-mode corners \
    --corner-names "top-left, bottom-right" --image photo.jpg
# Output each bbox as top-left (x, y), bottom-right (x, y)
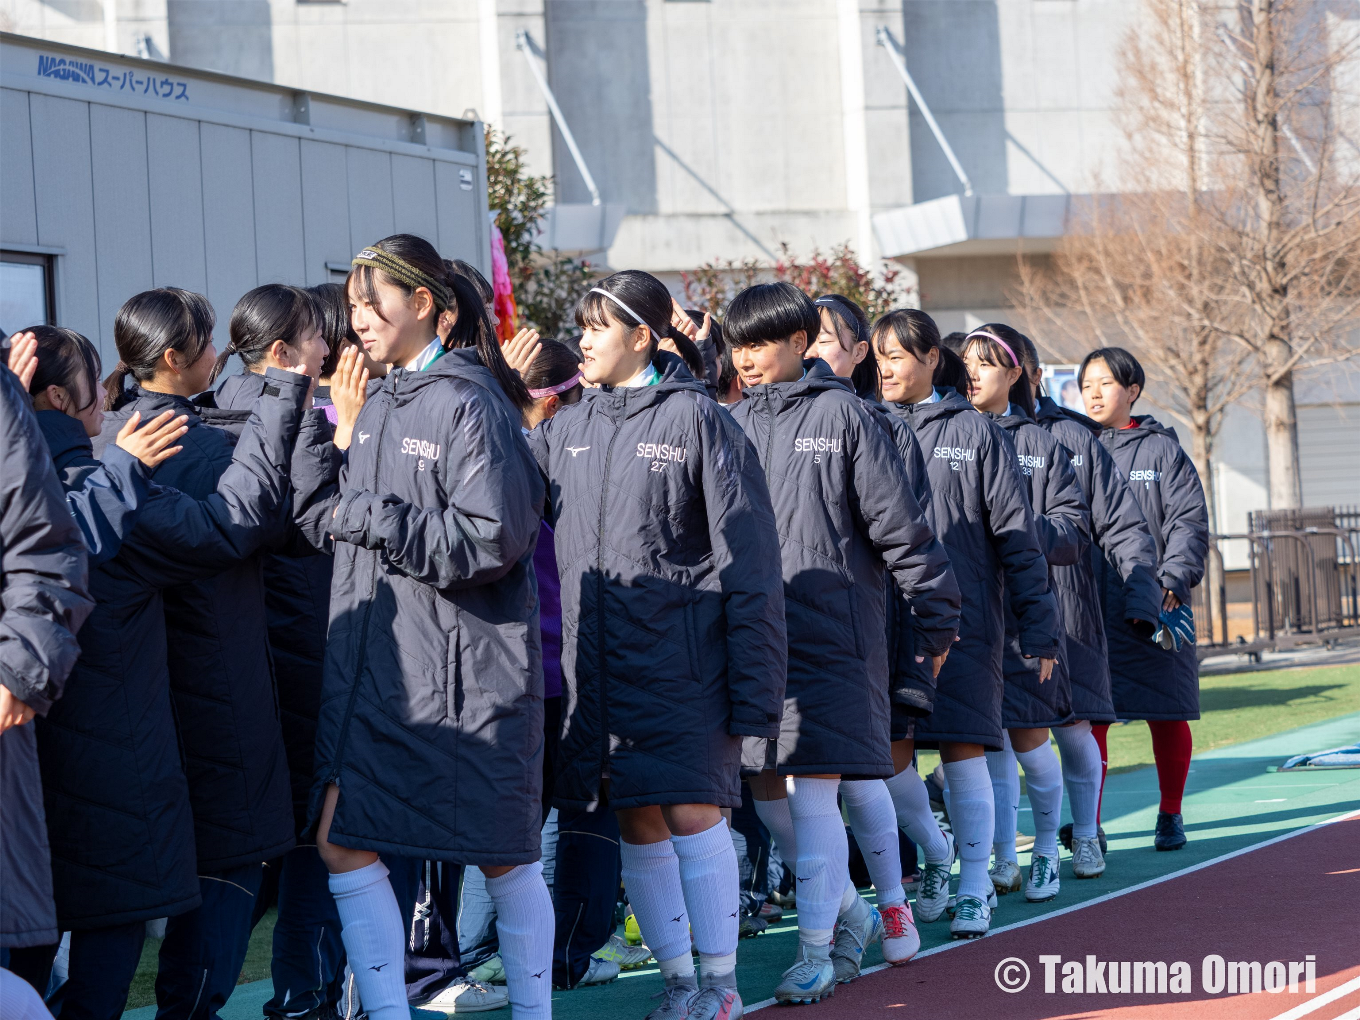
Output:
top-left (989, 858), bottom-right (1022, 894)
top-left (913, 831), bottom-right (956, 923)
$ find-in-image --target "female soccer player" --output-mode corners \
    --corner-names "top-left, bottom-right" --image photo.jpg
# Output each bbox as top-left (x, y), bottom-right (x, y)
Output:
top-left (960, 326), bottom-right (1089, 903)
top-left (726, 284), bottom-right (958, 1002)
top-left (1079, 347), bottom-right (1208, 851)
top-left (528, 269), bottom-right (787, 1020)
top-left (874, 310), bottom-right (1061, 938)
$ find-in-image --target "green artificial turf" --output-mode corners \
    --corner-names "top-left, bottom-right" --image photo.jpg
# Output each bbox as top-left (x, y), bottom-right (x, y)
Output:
top-left (124, 909), bottom-right (275, 1010)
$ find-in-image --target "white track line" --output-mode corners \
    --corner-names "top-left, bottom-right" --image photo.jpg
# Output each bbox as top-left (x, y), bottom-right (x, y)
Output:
top-left (1265, 974), bottom-right (1360, 1020)
top-left (1327, 1005), bottom-right (1360, 1020)
top-left (746, 805), bottom-right (1360, 1012)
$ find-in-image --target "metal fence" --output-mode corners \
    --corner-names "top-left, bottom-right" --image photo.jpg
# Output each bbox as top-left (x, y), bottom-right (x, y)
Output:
top-left (1191, 506), bottom-right (1360, 658)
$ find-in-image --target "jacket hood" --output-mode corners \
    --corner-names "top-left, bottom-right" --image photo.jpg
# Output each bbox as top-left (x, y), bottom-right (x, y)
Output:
top-left (888, 386), bottom-right (974, 427)
top-left (740, 358), bottom-right (855, 402)
top-left (390, 345), bottom-right (508, 409)
top-left (1035, 396), bottom-right (1101, 436)
top-left (1107, 413), bottom-right (1179, 446)
top-left (35, 408), bottom-right (94, 467)
top-left (590, 350), bottom-right (708, 417)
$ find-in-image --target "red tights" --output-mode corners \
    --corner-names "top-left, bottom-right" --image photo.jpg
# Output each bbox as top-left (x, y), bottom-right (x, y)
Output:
top-left (1091, 720), bottom-right (1193, 824)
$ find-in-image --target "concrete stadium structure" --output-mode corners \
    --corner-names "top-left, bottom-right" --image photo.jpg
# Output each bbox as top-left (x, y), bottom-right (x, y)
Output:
top-left (2, 0), bottom-right (1356, 530)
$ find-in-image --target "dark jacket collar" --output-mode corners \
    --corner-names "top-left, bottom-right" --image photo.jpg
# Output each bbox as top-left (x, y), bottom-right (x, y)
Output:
top-left (35, 408), bottom-right (93, 467)
top-left (591, 351), bottom-right (708, 418)
top-left (740, 358), bottom-right (854, 403)
top-left (1106, 413), bottom-right (1179, 445)
top-left (889, 386), bottom-right (973, 426)
top-left (1035, 395), bottom-right (1101, 435)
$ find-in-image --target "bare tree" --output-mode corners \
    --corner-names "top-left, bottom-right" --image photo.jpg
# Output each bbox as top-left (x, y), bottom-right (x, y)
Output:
top-left (1018, 0), bottom-right (1360, 516)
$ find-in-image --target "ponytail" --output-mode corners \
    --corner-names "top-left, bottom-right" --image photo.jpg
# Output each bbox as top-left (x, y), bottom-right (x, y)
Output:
top-left (209, 284), bottom-right (317, 386)
top-left (443, 272), bottom-right (531, 410)
top-left (105, 288), bottom-right (216, 410)
top-left (933, 345), bottom-right (970, 394)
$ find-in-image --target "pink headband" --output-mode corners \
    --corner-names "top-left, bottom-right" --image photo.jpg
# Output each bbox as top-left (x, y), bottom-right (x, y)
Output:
top-left (965, 330), bottom-right (1018, 368)
top-left (528, 371), bottom-right (583, 399)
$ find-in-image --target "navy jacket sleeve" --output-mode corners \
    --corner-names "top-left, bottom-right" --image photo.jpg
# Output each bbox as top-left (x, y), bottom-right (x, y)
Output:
top-left (330, 387), bottom-right (543, 589)
top-left (62, 443), bottom-right (152, 568)
top-left (1156, 443), bottom-right (1209, 605)
top-left (700, 406), bottom-right (788, 738)
top-left (850, 408), bottom-right (959, 657)
top-left (122, 369), bottom-right (310, 586)
top-left (0, 367), bottom-right (93, 714)
top-left (526, 419), bottom-right (557, 526)
top-left (281, 410), bottom-right (343, 554)
top-left (1087, 438), bottom-right (1162, 625)
top-left (1034, 439), bottom-right (1090, 568)
top-left (981, 423), bottom-right (1061, 659)
top-left (892, 414), bottom-right (933, 510)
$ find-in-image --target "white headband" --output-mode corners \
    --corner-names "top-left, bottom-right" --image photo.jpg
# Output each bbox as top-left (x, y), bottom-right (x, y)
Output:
top-left (590, 288), bottom-right (653, 338)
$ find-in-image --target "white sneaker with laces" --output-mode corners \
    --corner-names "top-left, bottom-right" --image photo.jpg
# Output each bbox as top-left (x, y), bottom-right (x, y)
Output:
top-left (774, 943), bottom-right (836, 1004)
top-left (989, 858), bottom-right (1022, 894)
top-left (879, 902), bottom-right (920, 965)
top-left (577, 955), bottom-right (621, 986)
top-left (1025, 853), bottom-right (1062, 902)
top-left (687, 972), bottom-right (743, 1020)
top-left (913, 831), bottom-right (955, 923)
top-left (949, 893), bottom-right (992, 939)
top-left (1071, 836), bottom-right (1106, 878)
top-left (422, 979), bottom-right (509, 1014)
top-left (830, 901), bottom-right (881, 983)
top-left (644, 974), bottom-right (698, 1020)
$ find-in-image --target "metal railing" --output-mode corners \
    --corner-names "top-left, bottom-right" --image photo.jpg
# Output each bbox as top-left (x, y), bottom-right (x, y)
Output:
top-left (1191, 506), bottom-right (1360, 658)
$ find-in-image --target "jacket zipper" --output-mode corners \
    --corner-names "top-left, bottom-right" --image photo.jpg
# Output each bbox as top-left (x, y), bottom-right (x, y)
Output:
top-left (762, 392), bottom-right (776, 473)
top-left (329, 377), bottom-right (396, 782)
top-left (595, 406), bottom-right (624, 781)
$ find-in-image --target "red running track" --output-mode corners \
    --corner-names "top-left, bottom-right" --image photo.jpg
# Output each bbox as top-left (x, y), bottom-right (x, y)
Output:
top-left (786, 815), bottom-right (1360, 1020)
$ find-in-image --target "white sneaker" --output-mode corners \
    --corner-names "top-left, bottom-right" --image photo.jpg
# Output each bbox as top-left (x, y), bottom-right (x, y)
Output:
top-left (1071, 836), bottom-right (1106, 879)
top-left (878, 902), bottom-right (920, 965)
top-left (830, 900), bottom-right (882, 983)
top-left (949, 893), bottom-right (992, 939)
top-left (1025, 853), bottom-right (1062, 902)
top-left (913, 831), bottom-right (955, 923)
top-left (688, 973), bottom-right (744, 1020)
top-left (422, 980), bottom-right (509, 1014)
top-left (989, 858), bottom-right (1022, 894)
top-left (644, 974), bottom-right (698, 1020)
top-left (774, 943), bottom-right (836, 1004)
top-left (577, 955), bottom-right (621, 986)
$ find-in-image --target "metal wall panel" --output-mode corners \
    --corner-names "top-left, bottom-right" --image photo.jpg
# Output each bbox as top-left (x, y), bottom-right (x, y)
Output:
top-left (90, 104), bottom-right (155, 348)
top-left (29, 94), bottom-right (100, 349)
top-left (346, 146), bottom-right (395, 253)
top-left (391, 153), bottom-right (439, 244)
top-left (434, 160), bottom-right (481, 273)
top-left (1, 89), bottom-right (38, 246)
top-left (199, 122), bottom-right (258, 322)
top-left (251, 131), bottom-right (306, 286)
top-left (299, 139), bottom-right (352, 285)
top-left (146, 113), bottom-right (208, 295)
top-left (1300, 404), bottom-right (1360, 508)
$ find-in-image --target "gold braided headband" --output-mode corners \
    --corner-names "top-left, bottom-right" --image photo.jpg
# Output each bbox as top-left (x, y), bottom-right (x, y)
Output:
top-left (352, 247), bottom-right (452, 311)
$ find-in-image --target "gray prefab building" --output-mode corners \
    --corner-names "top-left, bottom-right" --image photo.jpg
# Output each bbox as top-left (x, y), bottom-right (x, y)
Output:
top-left (0, 32), bottom-right (490, 362)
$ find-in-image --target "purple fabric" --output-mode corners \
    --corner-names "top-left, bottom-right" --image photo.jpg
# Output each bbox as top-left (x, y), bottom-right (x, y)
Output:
top-left (323, 403), bottom-right (339, 426)
top-left (534, 521), bottom-right (563, 699)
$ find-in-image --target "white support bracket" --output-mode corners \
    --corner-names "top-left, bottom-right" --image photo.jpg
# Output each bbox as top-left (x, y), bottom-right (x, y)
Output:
top-left (876, 26), bottom-right (974, 197)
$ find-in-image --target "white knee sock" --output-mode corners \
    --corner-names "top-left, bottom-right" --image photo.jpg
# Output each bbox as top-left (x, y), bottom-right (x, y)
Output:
top-left (785, 776), bottom-right (847, 949)
top-left (840, 780), bottom-right (905, 908)
top-left (1015, 740), bottom-right (1064, 861)
top-left (986, 736), bottom-right (1020, 864)
top-left (752, 793), bottom-right (797, 865)
top-left (1053, 721), bottom-right (1100, 840)
top-left (672, 821), bottom-right (740, 981)
top-left (483, 863), bottom-right (553, 1019)
top-left (883, 767), bottom-right (949, 862)
top-left (620, 837), bottom-right (693, 979)
top-left (328, 861), bottom-right (407, 1020)
top-left (940, 757), bottom-right (994, 903)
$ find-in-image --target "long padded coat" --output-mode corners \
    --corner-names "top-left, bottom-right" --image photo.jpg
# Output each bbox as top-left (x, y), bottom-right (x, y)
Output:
top-left (887, 389), bottom-right (1060, 749)
top-left (315, 347), bottom-right (546, 864)
top-left (95, 385), bottom-right (296, 872)
top-left (214, 370), bottom-right (342, 828)
top-left (1100, 415), bottom-right (1209, 720)
top-left (990, 411), bottom-right (1090, 729)
top-left (0, 369), bottom-right (92, 949)
top-left (39, 373), bottom-right (305, 929)
top-left (528, 353), bottom-right (787, 811)
top-left (860, 388), bottom-right (939, 719)
top-left (731, 361), bottom-right (958, 777)
top-left (1033, 397), bottom-right (1161, 722)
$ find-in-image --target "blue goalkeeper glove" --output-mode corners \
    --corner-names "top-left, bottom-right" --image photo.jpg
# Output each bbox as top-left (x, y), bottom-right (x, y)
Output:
top-left (1152, 602), bottom-right (1196, 651)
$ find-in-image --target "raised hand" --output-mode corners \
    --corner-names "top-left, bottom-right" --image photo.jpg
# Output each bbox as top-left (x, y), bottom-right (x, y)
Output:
top-left (670, 299), bottom-right (698, 340)
top-left (503, 328), bottom-right (542, 376)
top-left (6, 331), bottom-right (38, 391)
top-left (116, 410), bottom-right (188, 469)
top-left (330, 345), bottom-right (370, 450)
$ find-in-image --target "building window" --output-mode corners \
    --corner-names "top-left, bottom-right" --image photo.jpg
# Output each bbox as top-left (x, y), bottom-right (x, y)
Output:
top-left (1, 252), bottom-right (54, 339)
